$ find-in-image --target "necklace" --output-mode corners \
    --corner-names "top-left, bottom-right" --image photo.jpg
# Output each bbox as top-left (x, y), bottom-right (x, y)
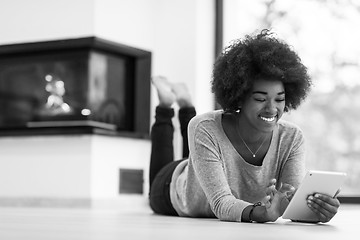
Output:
top-left (236, 118), bottom-right (267, 158)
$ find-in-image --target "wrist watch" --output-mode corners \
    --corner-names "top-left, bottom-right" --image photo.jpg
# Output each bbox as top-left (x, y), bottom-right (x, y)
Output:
top-left (248, 201), bottom-right (263, 223)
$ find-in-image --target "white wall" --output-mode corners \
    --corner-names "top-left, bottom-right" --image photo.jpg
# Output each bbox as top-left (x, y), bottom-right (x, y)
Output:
top-left (0, 136), bottom-right (92, 198)
top-left (0, 0), bottom-right (215, 205)
top-left (0, 0), bottom-right (95, 44)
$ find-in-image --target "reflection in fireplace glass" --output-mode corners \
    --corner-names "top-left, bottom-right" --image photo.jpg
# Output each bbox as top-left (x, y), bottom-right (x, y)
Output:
top-left (0, 50), bottom-right (132, 131)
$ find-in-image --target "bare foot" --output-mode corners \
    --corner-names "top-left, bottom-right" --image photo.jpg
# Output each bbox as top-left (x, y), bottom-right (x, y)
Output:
top-left (152, 76), bottom-right (176, 107)
top-left (171, 83), bottom-right (193, 108)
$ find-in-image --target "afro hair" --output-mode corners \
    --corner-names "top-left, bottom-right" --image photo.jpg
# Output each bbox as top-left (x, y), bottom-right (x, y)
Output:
top-left (211, 29), bottom-right (312, 112)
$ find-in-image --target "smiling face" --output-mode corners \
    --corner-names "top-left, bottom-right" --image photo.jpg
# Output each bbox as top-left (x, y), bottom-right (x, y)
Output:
top-left (239, 79), bottom-right (285, 133)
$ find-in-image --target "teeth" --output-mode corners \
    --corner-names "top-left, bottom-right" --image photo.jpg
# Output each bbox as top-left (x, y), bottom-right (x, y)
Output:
top-left (260, 116), bottom-right (276, 122)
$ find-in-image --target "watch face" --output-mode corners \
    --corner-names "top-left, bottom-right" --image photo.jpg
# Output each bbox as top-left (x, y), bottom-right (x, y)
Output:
top-left (254, 201), bottom-right (263, 207)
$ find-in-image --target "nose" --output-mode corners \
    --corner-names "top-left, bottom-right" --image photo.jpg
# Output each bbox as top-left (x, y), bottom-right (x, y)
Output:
top-left (265, 101), bottom-right (277, 113)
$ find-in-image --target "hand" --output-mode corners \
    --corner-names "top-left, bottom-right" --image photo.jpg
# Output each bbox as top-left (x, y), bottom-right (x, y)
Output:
top-left (267, 180), bottom-right (295, 219)
top-left (306, 191), bottom-right (340, 223)
top-left (256, 179), bottom-right (296, 222)
top-left (277, 182), bottom-right (296, 214)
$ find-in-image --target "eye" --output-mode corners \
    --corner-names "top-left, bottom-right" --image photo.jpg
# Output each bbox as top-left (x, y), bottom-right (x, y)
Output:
top-left (254, 98), bottom-right (266, 102)
top-left (276, 98), bottom-right (285, 102)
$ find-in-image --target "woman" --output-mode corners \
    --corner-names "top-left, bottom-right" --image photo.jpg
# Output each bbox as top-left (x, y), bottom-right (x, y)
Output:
top-left (149, 30), bottom-right (340, 223)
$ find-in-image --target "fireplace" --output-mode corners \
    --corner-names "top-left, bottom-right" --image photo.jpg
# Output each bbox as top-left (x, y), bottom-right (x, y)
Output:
top-left (0, 37), bottom-right (151, 137)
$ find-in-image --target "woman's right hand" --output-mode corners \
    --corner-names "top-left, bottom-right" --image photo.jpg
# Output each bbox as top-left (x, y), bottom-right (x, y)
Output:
top-left (254, 179), bottom-right (295, 222)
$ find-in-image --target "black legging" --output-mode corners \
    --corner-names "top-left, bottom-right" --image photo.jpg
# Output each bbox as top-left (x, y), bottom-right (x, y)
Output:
top-left (149, 106), bottom-right (196, 215)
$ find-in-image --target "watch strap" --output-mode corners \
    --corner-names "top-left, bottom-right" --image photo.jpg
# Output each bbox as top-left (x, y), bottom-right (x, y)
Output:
top-left (249, 201), bottom-right (263, 223)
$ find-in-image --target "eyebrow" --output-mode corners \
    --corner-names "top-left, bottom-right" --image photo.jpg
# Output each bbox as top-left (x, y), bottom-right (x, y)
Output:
top-left (252, 91), bottom-right (285, 95)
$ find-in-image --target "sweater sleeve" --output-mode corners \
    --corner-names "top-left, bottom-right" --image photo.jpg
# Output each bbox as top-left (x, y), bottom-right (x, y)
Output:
top-left (188, 118), bottom-right (250, 222)
top-left (278, 124), bottom-right (306, 189)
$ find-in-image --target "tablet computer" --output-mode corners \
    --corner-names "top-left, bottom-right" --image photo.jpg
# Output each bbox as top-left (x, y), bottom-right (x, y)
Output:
top-left (282, 170), bottom-right (346, 222)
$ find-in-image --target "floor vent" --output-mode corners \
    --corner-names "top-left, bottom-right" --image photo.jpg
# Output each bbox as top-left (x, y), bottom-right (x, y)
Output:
top-left (119, 169), bottom-right (144, 194)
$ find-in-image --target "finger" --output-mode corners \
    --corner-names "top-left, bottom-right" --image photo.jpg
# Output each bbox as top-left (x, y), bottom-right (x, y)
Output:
top-left (265, 185), bottom-right (277, 198)
top-left (260, 195), bottom-right (272, 209)
top-left (265, 201), bottom-right (271, 209)
top-left (278, 183), bottom-right (295, 199)
top-left (313, 193), bottom-right (340, 208)
top-left (279, 183), bottom-right (295, 193)
top-left (307, 195), bottom-right (338, 222)
top-left (307, 203), bottom-right (329, 223)
top-left (262, 195), bottom-right (271, 208)
top-left (265, 179), bottom-right (277, 199)
top-left (286, 190), bottom-right (296, 201)
top-left (307, 195), bottom-right (333, 214)
top-left (269, 178), bottom-right (276, 186)
top-left (276, 183), bottom-right (295, 201)
top-left (265, 184), bottom-right (276, 194)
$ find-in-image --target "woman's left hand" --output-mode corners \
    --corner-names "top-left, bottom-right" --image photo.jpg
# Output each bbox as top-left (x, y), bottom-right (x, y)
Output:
top-left (306, 192), bottom-right (340, 223)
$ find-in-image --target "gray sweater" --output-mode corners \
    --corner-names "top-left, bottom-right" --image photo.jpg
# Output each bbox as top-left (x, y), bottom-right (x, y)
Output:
top-left (170, 110), bottom-right (306, 222)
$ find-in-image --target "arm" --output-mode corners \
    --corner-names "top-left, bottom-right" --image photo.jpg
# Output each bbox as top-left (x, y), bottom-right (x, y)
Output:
top-left (277, 127), bottom-right (340, 223)
top-left (188, 119), bottom-right (247, 222)
top-left (278, 127), bottom-right (306, 191)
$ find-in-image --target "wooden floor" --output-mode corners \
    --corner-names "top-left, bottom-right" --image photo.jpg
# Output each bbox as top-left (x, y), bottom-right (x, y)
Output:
top-left (0, 201), bottom-right (359, 240)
